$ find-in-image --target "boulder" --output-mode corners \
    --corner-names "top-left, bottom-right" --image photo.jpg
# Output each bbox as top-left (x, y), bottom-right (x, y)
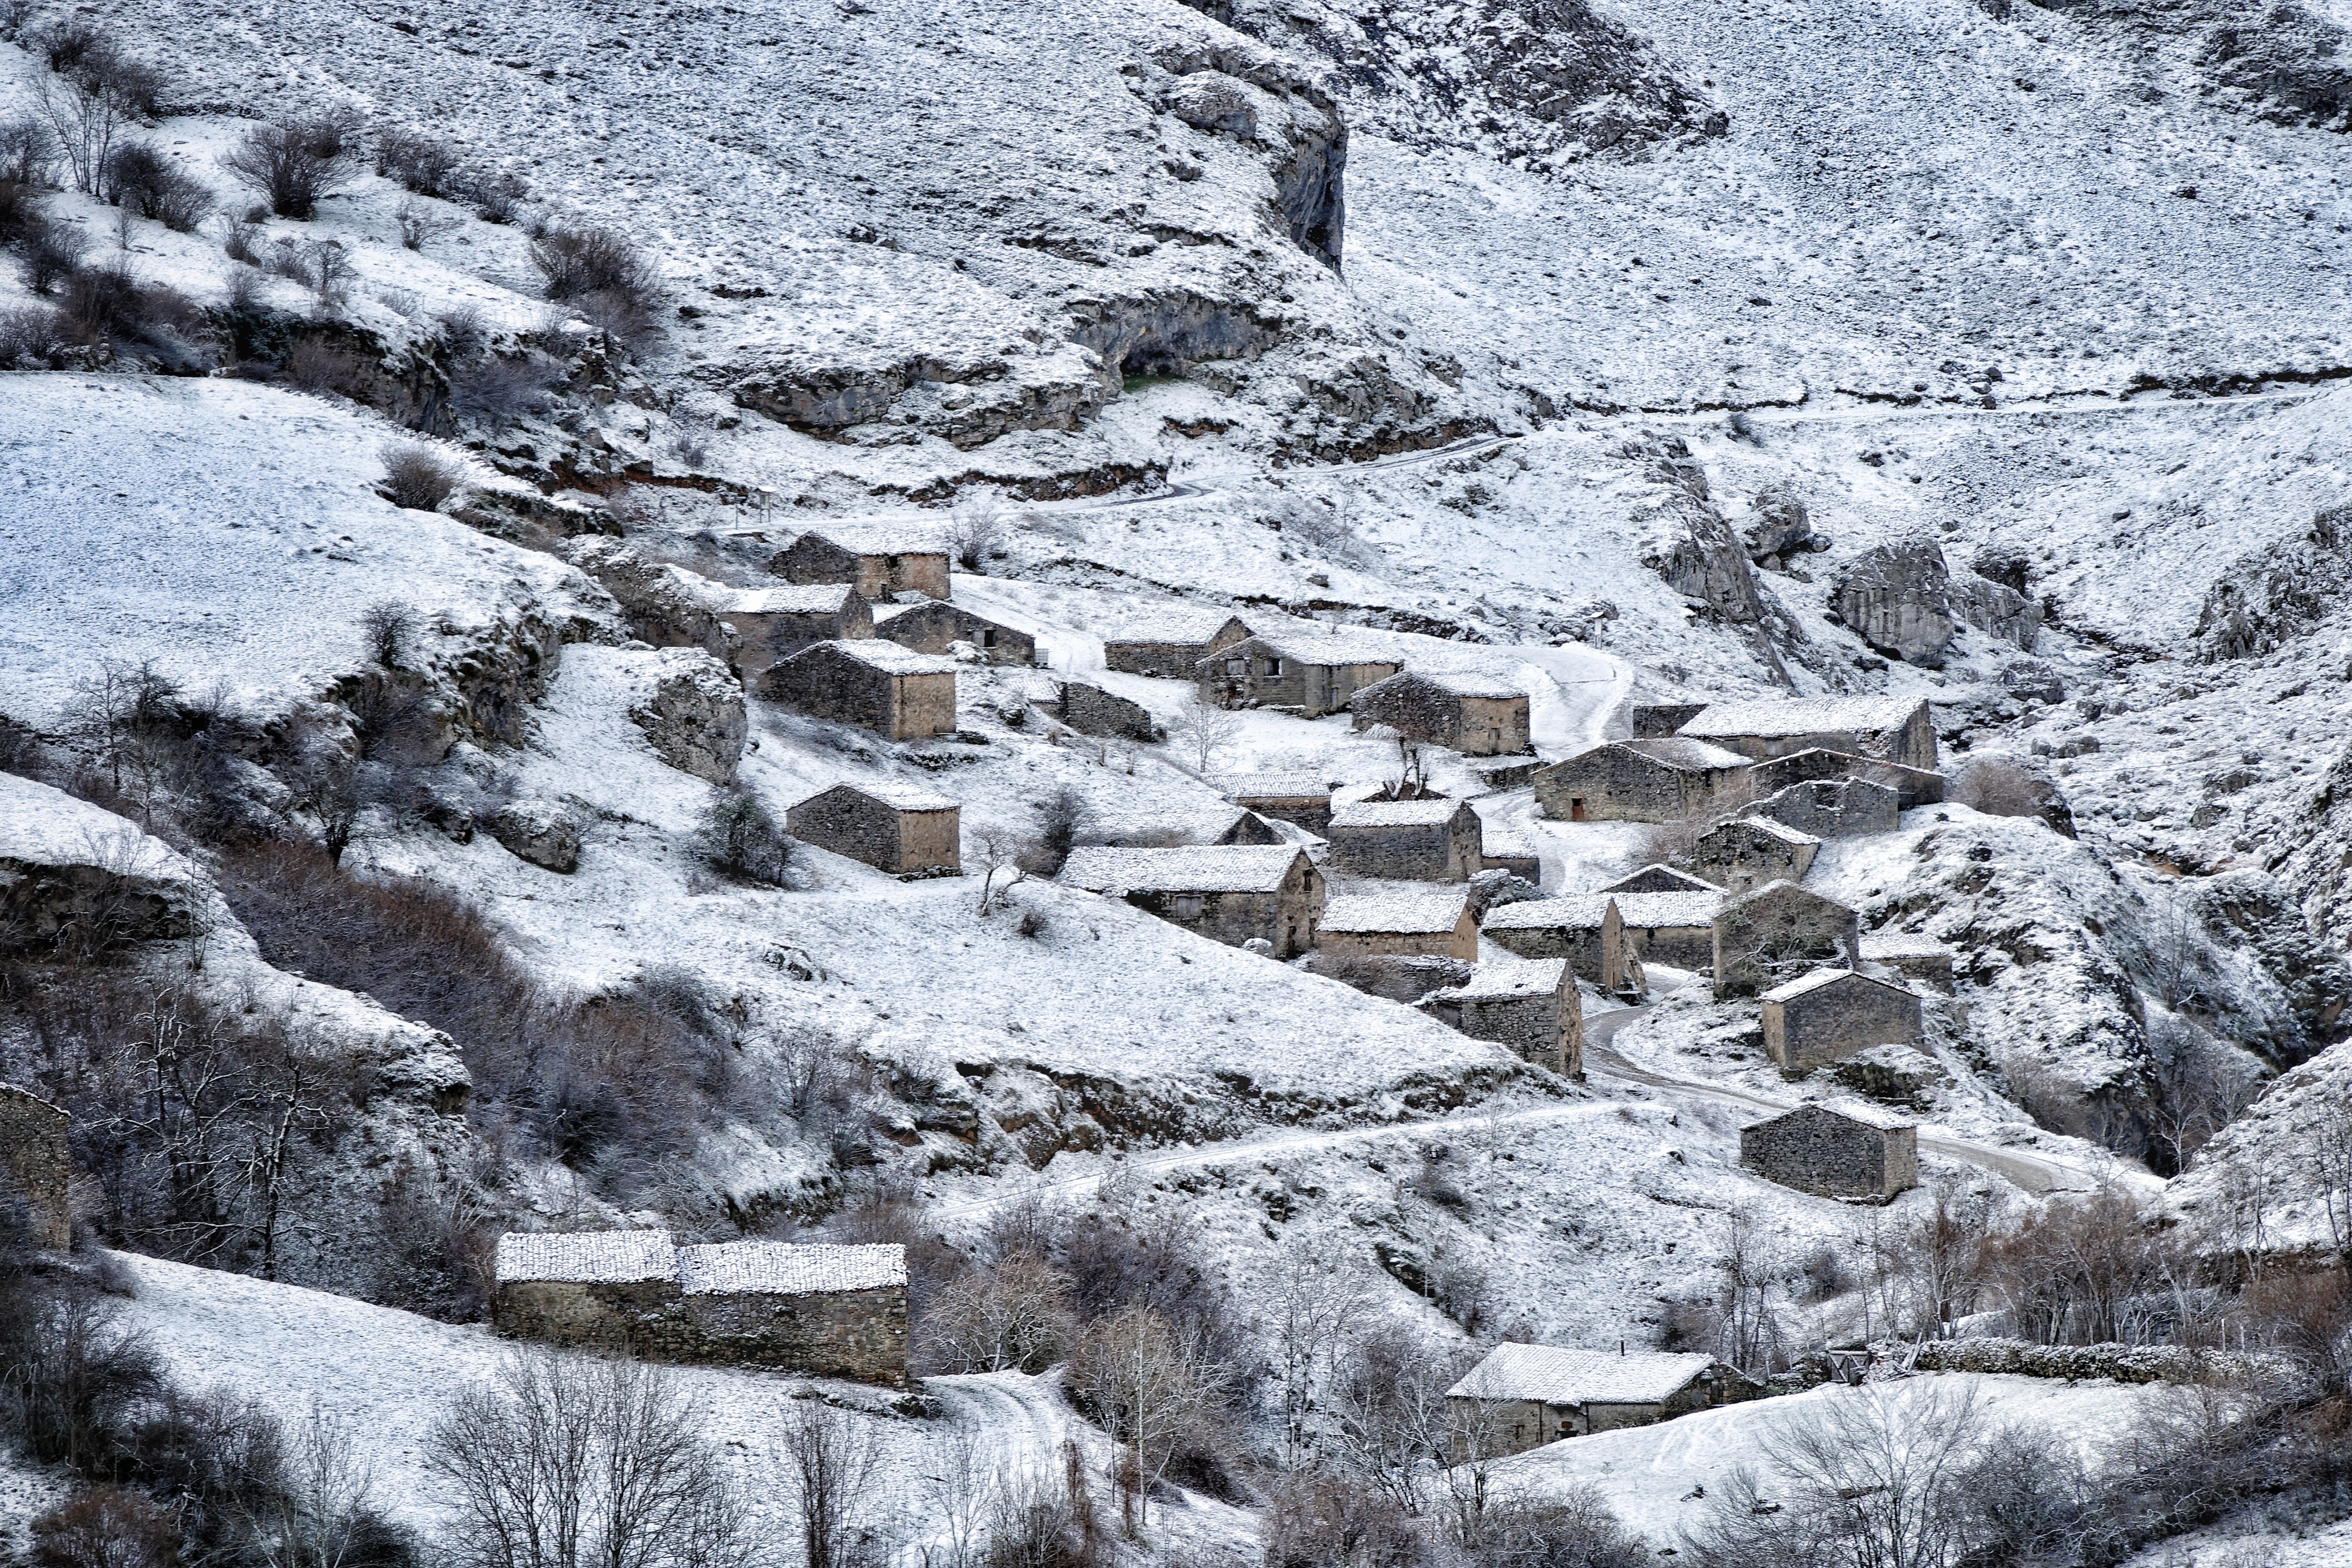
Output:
top-left (487, 798), bottom-right (584, 873)
top-left (628, 648), bottom-right (747, 784)
top-left (1743, 485), bottom-right (1816, 563)
top-left (1999, 660), bottom-right (2065, 705)
top-left (1952, 577), bottom-right (2043, 651)
top-left (1165, 70), bottom-right (1262, 137)
top-left (1833, 535), bottom-right (1956, 668)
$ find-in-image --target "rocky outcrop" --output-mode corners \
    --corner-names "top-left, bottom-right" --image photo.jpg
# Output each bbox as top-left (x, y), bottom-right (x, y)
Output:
top-left (564, 539), bottom-right (741, 662)
top-left (0, 780), bottom-right (196, 958)
top-left (1142, 40), bottom-right (1347, 270)
top-left (1951, 575), bottom-right (2042, 651)
top-left (622, 649), bottom-right (747, 784)
top-left (1833, 535), bottom-right (1956, 668)
top-left (2020, 0), bottom-right (2352, 132)
top-left (486, 799), bottom-right (585, 874)
top-left (2191, 506), bottom-right (2352, 662)
top-left (1742, 486), bottom-right (1817, 564)
top-left (1064, 288), bottom-right (1282, 381)
top-left (719, 341), bottom-right (1109, 450)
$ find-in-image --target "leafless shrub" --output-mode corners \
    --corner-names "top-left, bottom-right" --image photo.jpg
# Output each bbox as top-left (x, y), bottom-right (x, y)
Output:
top-left (1261, 1472), bottom-right (1424, 1568)
top-left (1065, 1305), bottom-right (1228, 1532)
top-left (1322, 1322), bottom-right (1467, 1518)
top-left (21, 216), bottom-right (88, 294)
top-left (1979, 1187), bottom-right (2181, 1345)
top-left (952, 495), bottom-right (1006, 572)
top-left (1953, 756), bottom-right (2046, 818)
top-left (922, 1250), bottom-right (1075, 1374)
top-left (358, 602), bottom-right (417, 668)
top-left (31, 1485), bottom-right (176, 1568)
top-left (1025, 785), bottom-right (1089, 877)
top-left (778, 1400), bottom-right (884, 1568)
top-left (980, 1467), bottom-right (1097, 1568)
top-left (57, 260), bottom-right (202, 360)
top-left (0, 116), bottom-right (54, 192)
top-left (1167, 695), bottom-right (1241, 778)
top-left (695, 788), bottom-right (799, 887)
top-left (37, 37), bottom-right (159, 196)
top-left (394, 196), bottom-right (459, 251)
top-left (375, 126), bottom-right (461, 196)
top-left (283, 337), bottom-right (361, 395)
top-left (221, 116), bottom-right (363, 220)
top-left (471, 171), bottom-right (527, 225)
top-left (0, 303), bottom-right (60, 367)
top-left (378, 443), bottom-right (461, 512)
top-left (449, 352), bottom-right (563, 430)
top-left (100, 141), bottom-right (211, 231)
top-left (530, 223), bottom-right (660, 308)
top-left (219, 213), bottom-right (263, 266)
top-left (0, 171), bottom-right (44, 244)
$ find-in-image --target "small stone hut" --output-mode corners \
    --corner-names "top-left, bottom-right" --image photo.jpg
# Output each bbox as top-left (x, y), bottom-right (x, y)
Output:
top-left (1058, 845), bottom-right (1323, 957)
top-left (717, 585), bottom-right (874, 689)
top-left (0, 1082), bottom-right (71, 1251)
top-left (1102, 608), bottom-right (1252, 678)
top-left (1600, 865), bottom-right (1724, 896)
top-left (874, 600), bottom-right (1035, 665)
top-left (1680, 817), bottom-right (1821, 896)
top-left (1316, 888), bottom-right (1478, 962)
top-left (1197, 628), bottom-right (1402, 717)
top-left (1077, 809), bottom-right (1280, 849)
top-left (1759, 969), bottom-right (1923, 1069)
top-left (1482, 894), bottom-right (1621, 988)
top-left (1425, 958), bottom-right (1583, 1078)
top-left (763, 640), bottom-right (958, 741)
top-left (1748, 747), bottom-right (1947, 809)
top-left (1713, 880), bottom-right (1861, 998)
top-left (769, 524), bottom-right (950, 601)
top-left (1226, 773), bottom-right (1344, 833)
top-left (1325, 796), bottom-right (1485, 882)
top-left (786, 781), bottom-right (962, 876)
top-left (1860, 934), bottom-right (1956, 992)
top-left (1680, 695), bottom-right (1939, 773)
top-left (1631, 702), bottom-right (1711, 738)
top-left (1740, 1102), bottom-right (1919, 1200)
top-left (1607, 890), bottom-right (1721, 974)
top-left (1743, 776), bottom-right (1900, 840)
top-left (1055, 681), bottom-right (1158, 741)
top-left (1445, 1344), bottom-right (1743, 1457)
top-left (1532, 739), bottom-right (1753, 823)
top-left (1349, 669), bottom-right (1531, 757)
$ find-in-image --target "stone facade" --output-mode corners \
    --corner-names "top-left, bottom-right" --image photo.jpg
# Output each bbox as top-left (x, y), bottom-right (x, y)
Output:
top-left (1102, 611), bottom-right (1251, 678)
top-left (769, 527), bottom-right (950, 601)
top-left (1680, 817), bottom-right (1821, 896)
top-left (1713, 881), bottom-right (1861, 998)
top-left (1681, 695), bottom-right (1939, 773)
top-left (1532, 739), bottom-right (1752, 823)
top-left (1317, 889), bottom-right (1479, 963)
top-left (874, 600), bottom-right (1035, 665)
top-left (1058, 846), bottom-right (1323, 957)
top-left (1227, 775), bottom-right (1340, 833)
top-left (1425, 958), bottom-right (1583, 1078)
top-left (1740, 1103), bottom-right (1919, 1200)
top-left (0, 1083), bottom-right (70, 1251)
top-left (1056, 681), bottom-right (1159, 741)
top-left (1446, 1345), bottom-right (1746, 1458)
top-left (1349, 671), bottom-right (1531, 756)
top-left (718, 585), bottom-right (874, 690)
top-left (1631, 702), bottom-right (1710, 738)
top-left (1760, 969), bottom-right (1924, 1069)
top-left (1325, 797), bottom-right (1485, 882)
top-left (1743, 777), bottom-right (1900, 840)
top-left (763, 640), bottom-right (958, 741)
top-left (787, 782), bottom-right (962, 875)
top-left (1196, 631), bottom-right (1402, 718)
top-left (1747, 747), bottom-right (1947, 810)
top-left (1608, 891), bottom-right (1721, 975)
top-left (1482, 895), bottom-right (1628, 990)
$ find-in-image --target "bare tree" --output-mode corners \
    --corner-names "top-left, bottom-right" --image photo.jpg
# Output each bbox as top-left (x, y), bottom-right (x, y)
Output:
top-left (1065, 1305), bottom-right (1225, 1534)
top-left (2311, 1096), bottom-right (2352, 1273)
top-left (1267, 1247), bottom-right (1371, 1471)
top-left (921, 1250), bottom-right (1072, 1375)
top-left (38, 57), bottom-right (139, 196)
top-left (949, 494), bottom-right (1004, 573)
top-left (1323, 1322), bottom-right (1463, 1517)
top-left (973, 827), bottom-right (1026, 916)
top-left (915, 1419), bottom-right (999, 1568)
top-left (1166, 695), bottom-right (1242, 779)
top-left (249, 1401), bottom-right (381, 1568)
top-left (777, 1399), bottom-right (883, 1568)
top-left (358, 602), bottom-right (416, 669)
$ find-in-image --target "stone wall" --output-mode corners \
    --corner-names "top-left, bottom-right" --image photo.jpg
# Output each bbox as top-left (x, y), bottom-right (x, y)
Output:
top-left (1681, 818), bottom-right (1819, 895)
top-left (1533, 745), bottom-right (1740, 823)
top-left (0, 1084), bottom-right (70, 1250)
top-left (1197, 642), bottom-right (1400, 717)
top-left (1748, 748), bottom-right (1946, 808)
top-left (1057, 681), bottom-right (1159, 740)
top-left (1632, 703), bottom-right (1709, 738)
top-left (1350, 679), bottom-right (1530, 756)
top-left (1714, 886), bottom-right (1860, 998)
top-left (1125, 872), bottom-right (1321, 957)
top-left (1740, 1110), bottom-right (1914, 1199)
top-left (878, 602), bottom-right (1034, 665)
top-left (1743, 778), bottom-right (1900, 840)
top-left (1484, 921), bottom-right (1609, 986)
top-left (491, 1278), bottom-right (910, 1387)
top-left (771, 538), bottom-right (949, 601)
top-left (1233, 790), bottom-right (1332, 833)
top-left (763, 651), bottom-right (956, 740)
top-left (787, 790), bottom-right (961, 876)
top-left (1766, 977), bottom-right (1923, 1069)
top-left (1324, 953), bottom-right (1474, 1003)
top-left (731, 600), bottom-right (873, 687)
top-left (1620, 921), bottom-right (1712, 972)
top-left (1104, 621), bottom-right (1247, 677)
top-left (1326, 814), bottom-right (1483, 881)
top-left (897, 672), bottom-right (959, 739)
top-left (1454, 989), bottom-right (1579, 1077)
top-left (1319, 915), bottom-right (1476, 962)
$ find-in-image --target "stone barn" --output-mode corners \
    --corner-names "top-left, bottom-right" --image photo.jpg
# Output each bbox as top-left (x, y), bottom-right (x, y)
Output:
top-left (1601, 865), bottom-right (1723, 896)
top-left (1077, 809), bottom-right (1280, 849)
top-left (1482, 894), bottom-right (1620, 988)
top-left (1741, 1102), bottom-right (1919, 1200)
top-left (1743, 776), bottom-right (1900, 840)
top-left (1860, 934), bottom-right (1956, 992)
top-left (1532, 739), bottom-right (1752, 823)
top-left (1759, 969), bottom-right (1924, 1069)
top-left (1631, 702), bottom-right (1710, 738)
top-left (1446, 1344), bottom-right (1745, 1457)
top-left (1349, 669), bottom-right (1531, 757)
top-left (763, 640), bottom-right (958, 741)
top-left (1680, 817), bottom-right (1822, 896)
top-left (1748, 747), bottom-right (1947, 809)
top-left (874, 600), bottom-right (1035, 665)
top-left (769, 524), bottom-right (950, 601)
top-left (1226, 773), bottom-right (1344, 833)
top-left (1316, 888), bottom-right (1478, 962)
top-left (786, 782), bottom-right (961, 876)
top-left (1102, 608), bottom-right (1252, 678)
top-left (1713, 881), bottom-right (1861, 998)
top-left (0, 1082), bottom-right (71, 1251)
top-left (718, 585), bottom-right (874, 689)
top-left (1608, 890), bottom-right (1721, 974)
top-left (1196, 628), bottom-right (1402, 718)
top-left (1055, 681), bottom-right (1159, 741)
top-left (1325, 796), bottom-right (1485, 882)
top-left (1680, 695), bottom-right (1939, 773)
top-left (1425, 958), bottom-right (1583, 1078)
top-left (491, 1231), bottom-right (910, 1387)
top-left (1058, 845), bottom-right (1323, 957)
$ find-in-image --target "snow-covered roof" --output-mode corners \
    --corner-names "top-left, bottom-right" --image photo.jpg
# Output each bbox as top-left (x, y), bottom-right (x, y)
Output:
top-left (1357, 668), bottom-right (1527, 701)
top-left (1860, 933), bottom-right (1950, 958)
top-left (1101, 606), bottom-right (1250, 645)
top-left (675, 1241), bottom-right (906, 1296)
top-left (793, 639), bottom-right (959, 676)
top-left (1318, 888), bottom-right (1471, 934)
top-left (722, 584), bottom-right (861, 614)
top-left (1446, 957), bottom-right (1568, 1001)
top-left (795, 522), bottom-right (948, 557)
top-left (1448, 1344), bottom-right (1718, 1405)
top-left (800, 780), bottom-right (960, 813)
top-left (1599, 865), bottom-right (1724, 895)
top-left (1327, 797), bottom-right (1468, 829)
top-left (1059, 845), bottom-right (1304, 895)
top-left (495, 1230), bottom-right (677, 1286)
top-left (1081, 809), bottom-right (1256, 845)
top-left (1226, 627), bottom-right (1403, 666)
top-left (0, 1081), bottom-right (66, 1117)
top-left (1481, 894), bottom-right (1612, 932)
top-left (873, 599), bottom-right (1004, 627)
top-left (1755, 1099), bottom-right (1919, 1133)
top-left (1619, 737), bottom-right (1756, 772)
top-left (1681, 695), bottom-right (1927, 740)
top-left (1713, 817), bottom-right (1821, 848)
top-left (1725, 879), bottom-right (1851, 915)
top-left (1759, 968), bottom-right (1907, 1004)
top-left (1609, 891), bottom-right (1721, 929)
top-left (1227, 772), bottom-right (1345, 799)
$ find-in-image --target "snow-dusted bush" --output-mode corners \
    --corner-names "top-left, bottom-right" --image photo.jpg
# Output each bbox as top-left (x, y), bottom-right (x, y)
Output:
top-left (693, 787), bottom-right (798, 887)
top-left (530, 223), bottom-right (659, 306)
top-left (100, 140), bottom-right (210, 232)
top-left (19, 214), bottom-right (86, 294)
top-left (284, 337), bottom-right (361, 395)
top-left (0, 117), bottom-right (52, 189)
top-left (448, 352), bottom-right (563, 430)
top-left (222, 114), bottom-right (362, 220)
top-left (378, 443), bottom-right (461, 512)
top-left (0, 303), bottom-right (58, 368)
top-left (375, 126), bottom-right (462, 197)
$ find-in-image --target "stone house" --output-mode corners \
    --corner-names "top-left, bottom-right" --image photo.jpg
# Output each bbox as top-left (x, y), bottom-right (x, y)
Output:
top-left (1325, 797), bottom-right (1485, 882)
top-left (1446, 1344), bottom-right (1744, 1456)
top-left (1760, 969), bottom-right (1924, 1069)
top-left (1740, 1102), bottom-right (1919, 1200)
top-left (1077, 809), bottom-right (1280, 849)
top-left (1601, 865), bottom-right (1724, 897)
top-left (1860, 934), bottom-right (1956, 992)
top-left (1226, 773), bottom-right (1344, 833)
top-left (1316, 888), bottom-right (1478, 962)
top-left (490, 1230), bottom-right (910, 1387)
top-left (1608, 890), bottom-right (1721, 974)
top-left (1680, 817), bottom-right (1822, 896)
top-left (1631, 702), bottom-right (1710, 738)
top-left (1742, 776), bottom-right (1900, 840)
top-left (1102, 607), bottom-right (1252, 678)
top-left (1424, 958), bottom-right (1583, 1077)
top-left (1713, 880), bottom-right (1862, 998)
top-left (1532, 739), bottom-right (1753, 823)
top-left (1055, 681), bottom-right (1159, 741)
top-left (1058, 845), bottom-right (1323, 957)
top-left (719, 584), bottom-right (875, 688)
top-left (763, 640), bottom-right (958, 741)
top-left (1482, 895), bottom-right (1641, 992)
top-left (1348, 669), bottom-right (1531, 756)
top-left (769, 524), bottom-right (951, 601)
top-left (786, 781), bottom-right (962, 876)
top-left (1748, 747), bottom-right (1947, 810)
top-left (873, 600), bottom-right (1035, 665)
top-left (1196, 628), bottom-right (1402, 717)
top-left (1679, 695), bottom-right (1939, 773)
top-left (0, 1082), bottom-right (71, 1251)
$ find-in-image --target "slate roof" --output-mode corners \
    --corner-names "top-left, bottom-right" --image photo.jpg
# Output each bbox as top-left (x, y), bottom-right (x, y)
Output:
top-left (799, 780), bottom-right (959, 813)
top-left (722, 585), bottom-right (861, 614)
top-left (1080, 809), bottom-right (1258, 846)
top-left (1223, 627), bottom-right (1403, 666)
top-left (793, 639), bottom-right (959, 676)
top-left (1446, 957), bottom-right (1568, 1001)
top-left (1609, 891), bottom-right (1722, 929)
top-left (1227, 772), bottom-right (1344, 800)
top-left (1059, 845), bottom-right (1305, 895)
top-left (1102, 606), bottom-right (1250, 646)
top-left (496, 1230), bottom-right (677, 1286)
top-left (1859, 933), bottom-right (1950, 958)
top-left (1318, 888), bottom-right (1470, 934)
top-left (1599, 865), bottom-right (1724, 895)
top-left (1707, 817), bottom-right (1821, 848)
top-left (1753, 1099), bottom-right (1919, 1133)
top-left (1722, 879), bottom-right (1853, 917)
top-left (1447, 1344), bottom-right (1719, 1405)
top-left (1356, 668), bottom-right (1527, 702)
top-left (1328, 797), bottom-right (1469, 829)
top-left (1759, 968), bottom-right (1910, 1004)
top-left (675, 1241), bottom-right (907, 1296)
top-left (1481, 894), bottom-right (1612, 932)
top-left (1681, 695), bottom-right (1927, 741)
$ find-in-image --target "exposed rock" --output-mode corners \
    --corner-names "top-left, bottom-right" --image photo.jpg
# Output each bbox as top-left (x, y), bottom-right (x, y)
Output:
top-left (624, 649), bottom-right (748, 784)
top-left (0, 804), bottom-right (195, 957)
top-left (1633, 436), bottom-right (1798, 684)
top-left (1833, 534), bottom-right (1956, 668)
top-left (1165, 70), bottom-right (1262, 136)
top-left (1145, 39), bottom-right (1347, 270)
top-left (487, 798), bottom-right (585, 874)
top-left (1972, 543), bottom-right (2032, 594)
top-left (1743, 485), bottom-right (1816, 563)
top-left (2180, 871), bottom-right (2352, 1066)
top-left (719, 341), bottom-right (1109, 450)
top-left (2191, 506), bottom-right (2352, 662)
top-left (2028, 0), bottom-right (2352, 132)
top-left (1064, 288), bottom-right (1281, 381)
top-left (564, 538), bottom-right (741, 662)
top-left (1999, 660), bottom-right (2065, 705)
top-left (1952, 576), bottom-right (2043, 651)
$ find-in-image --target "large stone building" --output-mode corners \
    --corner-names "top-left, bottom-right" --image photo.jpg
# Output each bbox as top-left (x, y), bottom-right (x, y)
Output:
top-left (1532, 739), bottom-right (1753, 823)
top-left (1316, 888), bottom-right (1479, 962)
top-left (1748, 747), bottom-right (1947, 810)
top-left (1446, 1344), bottom-right (1746, 1456)
top-left (0, 1082), bottom-right (70, 1251)
top-left (1713, 881), bottom-right (1861, 998)
top-left (717, 585), bottom-right (874, 689)
top-left (1101, 607), bottom-right (1252, 678)
top-left (1424, 958), bottom-right (1582, 1078)
top-left (1196, 628), bottom-right (1402, 718)
top-left (1076, 808), bottom-right (1280, 849)
top-left (786, 781), bottom-right (962, 876)
top-left (1677, 695), bottom-right (1939, 773)
top-left (1740, 1102), bottom-right (1919, 1200)
top-left (1055, 681), bottom-right (1158, 741)
top-left (763, 640), bottom-right (958, 741)
top-left (1742, 776), bottom-right (1900, 840)
top-left (1348, 670), bottom-right (1531, 757)
top-left (1058, 845), bottom-right (1323, 956)
top-left (491, 1231), bottom-right (911, 1387)
top-left (1482, 894), bottom-right (1619, 988)
top-left (873, 600), bottom-right (1035, 665)
top-left (1324, 796), bottom-right (1485, 882)
top-left (1759, 968), bottom-right (1924, 1069)
top-left (769, 524), bottom-right (951, 601)
top-left (1680, 817), bottom-right (1822, 896)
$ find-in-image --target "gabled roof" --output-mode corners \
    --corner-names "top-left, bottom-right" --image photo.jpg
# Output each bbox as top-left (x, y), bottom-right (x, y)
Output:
top-left (793, 522), bottom-right (948, 557)
top-left (495, 1230), bottom-right (677, 1286)
top-left (1059, 845), bottom-right (1305, 895)
top-left (798, 780), bottom-right (960, 813)
top-left (1318, 888), bottom-right (1471, 935)
top-left (722, 584), bottom-right (862, 614)
top-left (1681, 695), bottom-right (1928, 740)
top-left (788, 639), bottom-right (959, 676)
top-left (1703, 816), bottom-right (1821, 849)
top-left (1102, 606), bottom-right (1251, 646)
top-left (1751, 1099), bottom-right (1918, 1133)
top-left (1480, 894), bottom-right (1612, 933)
top-left (1620, 737), bottom-right (1757, 771)
top-left (1447, 1343), bottom-right (1719, 1405)
top-left (0, 1081), bottom-right (66, 1118)
top-left (675, 1241), bottom-right (906, 1296)
top-left (1227, 772), bottom-right (1346, 801)
top-left (1445, 957), bottom-right (1568, 1001)
top-left (1080, 809), bottom-right (1259, 847)
top-left (1859, 933), bottom-right (1950, 958)
top-left (1721, 879), bottom-right (1854, 918)
top-left (1609, 891), bottom-right (1721, 929)
top-left (1759, 967), bottom-right (1911, 1004)
top-left (1221, 626), bottom-right (1403, 666)
top-left (1356, 668), bottom-right (1527, 702)
top-left (873, 599), bottom-right (1012, 629)
top-left (1328, 797), bottom-right (1471, 830)
top-left (1599, 865), bottom-right (1724, 895)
